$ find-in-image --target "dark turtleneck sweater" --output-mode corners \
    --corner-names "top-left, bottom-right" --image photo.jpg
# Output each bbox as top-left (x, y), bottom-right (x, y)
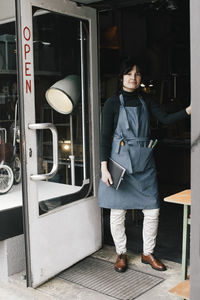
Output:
top-left (101, 89), bottom-right (188, 162)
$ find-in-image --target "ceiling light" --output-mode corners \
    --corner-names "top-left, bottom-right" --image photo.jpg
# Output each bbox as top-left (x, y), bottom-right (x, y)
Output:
top-left (166, 0), bottom-right (178, 10)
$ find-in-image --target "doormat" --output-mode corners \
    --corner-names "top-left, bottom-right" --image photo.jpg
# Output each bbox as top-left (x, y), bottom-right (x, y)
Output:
top-left (58, 257), bottom-right (164, 300)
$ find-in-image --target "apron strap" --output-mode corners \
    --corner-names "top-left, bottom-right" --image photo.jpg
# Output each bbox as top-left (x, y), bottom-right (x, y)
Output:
top-left (119, 94), bottom-right (129, 130)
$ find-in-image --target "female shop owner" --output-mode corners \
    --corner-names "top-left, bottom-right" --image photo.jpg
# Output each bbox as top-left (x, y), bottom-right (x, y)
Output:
top-left (98, 58), bottom-right (191, 273)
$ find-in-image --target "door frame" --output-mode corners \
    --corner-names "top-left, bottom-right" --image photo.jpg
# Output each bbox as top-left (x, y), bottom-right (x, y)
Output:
top-left (190, 0), bottom-right (200, 299)
top-left (15, 0), bottom-right (101, 287)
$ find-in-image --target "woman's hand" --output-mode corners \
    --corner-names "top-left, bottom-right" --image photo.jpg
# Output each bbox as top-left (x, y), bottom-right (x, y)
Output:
top-left (186, 105), bottom-right (191, 115)
top-left (101, 161), bottom-right (113, 187)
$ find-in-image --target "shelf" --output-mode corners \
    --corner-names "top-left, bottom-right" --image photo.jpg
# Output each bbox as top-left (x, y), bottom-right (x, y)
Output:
top-left (43, 158), bottom-right (83, 167)
top-left (34, 71), bottom-right (61, 76)
top-left (0, 120), bottom-right (14, 122)
top-left (0, 70), bottom-right (61, 76)
top-left (0, 95), bottom-right (17, 98)
top-left (0, 70), bottom-right (16, 75)
top-left (54, 123), bottom-right (70, 127)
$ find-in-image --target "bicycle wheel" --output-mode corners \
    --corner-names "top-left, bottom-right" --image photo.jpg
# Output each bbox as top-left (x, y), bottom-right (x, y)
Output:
top-left (0, 164), bottom-right (14, 194)
top-left (12, 155), bottom-right (21, 184)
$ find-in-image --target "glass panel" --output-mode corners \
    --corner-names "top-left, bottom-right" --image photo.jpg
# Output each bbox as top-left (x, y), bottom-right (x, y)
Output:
top-left (0, 6), bottom-right (22, 198)
top-left (32, 8), bottom-right (92, 214)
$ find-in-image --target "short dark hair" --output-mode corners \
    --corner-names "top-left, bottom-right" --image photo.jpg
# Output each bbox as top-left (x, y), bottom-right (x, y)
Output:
top-left (119, 57), bottom-right (143, 80)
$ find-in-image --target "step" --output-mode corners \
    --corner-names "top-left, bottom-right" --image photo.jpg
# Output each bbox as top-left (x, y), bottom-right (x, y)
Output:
top-left (169, 279), bottom-right (190, 299)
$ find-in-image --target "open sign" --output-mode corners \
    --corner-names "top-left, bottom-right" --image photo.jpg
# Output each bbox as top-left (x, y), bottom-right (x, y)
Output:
top-left (23, 26), bottom-right (31, 94)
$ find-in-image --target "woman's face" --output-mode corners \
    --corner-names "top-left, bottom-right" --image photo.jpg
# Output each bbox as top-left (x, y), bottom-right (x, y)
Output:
top-left (123, 65), bottom-right (141, 92)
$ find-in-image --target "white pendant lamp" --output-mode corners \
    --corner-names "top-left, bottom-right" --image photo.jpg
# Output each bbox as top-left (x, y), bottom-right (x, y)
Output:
top-left (45, 74), bottom-right (80, 114)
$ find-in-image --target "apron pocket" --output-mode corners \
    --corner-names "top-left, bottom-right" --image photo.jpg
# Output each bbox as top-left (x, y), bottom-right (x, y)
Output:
top-left (132, 147), bottom-right (154, 173)
top-left (111, 142), bottom-right (133, 174)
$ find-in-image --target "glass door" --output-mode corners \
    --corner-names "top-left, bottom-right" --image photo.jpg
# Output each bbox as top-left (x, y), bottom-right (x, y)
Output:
top-left (0, 0), bottom-right (23, 239)
top-left (16, 0), bottom-right (101, 287)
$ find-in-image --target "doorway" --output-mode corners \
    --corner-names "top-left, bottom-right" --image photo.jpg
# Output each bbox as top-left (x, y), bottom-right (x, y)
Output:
top-left (96, 0), bottom-right (190, 263)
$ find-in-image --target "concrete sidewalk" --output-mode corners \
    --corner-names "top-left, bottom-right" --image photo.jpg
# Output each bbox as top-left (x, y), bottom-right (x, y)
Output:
top-left (0, 245), bottom-right (181, 300)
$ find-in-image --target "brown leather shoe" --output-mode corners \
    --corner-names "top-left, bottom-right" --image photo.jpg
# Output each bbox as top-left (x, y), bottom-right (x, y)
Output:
top-left (114, 254), bottom-right (127, 272)
top-left (141, 253), bottom-right (166, 271)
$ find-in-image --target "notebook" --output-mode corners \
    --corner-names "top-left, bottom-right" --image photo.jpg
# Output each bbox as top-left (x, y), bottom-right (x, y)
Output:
top-left (108, 158), bottom-right (126, 190)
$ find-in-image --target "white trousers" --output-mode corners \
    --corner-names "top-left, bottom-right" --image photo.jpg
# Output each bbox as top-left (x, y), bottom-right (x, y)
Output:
top-left (110, 208), bottom-right (160, 255)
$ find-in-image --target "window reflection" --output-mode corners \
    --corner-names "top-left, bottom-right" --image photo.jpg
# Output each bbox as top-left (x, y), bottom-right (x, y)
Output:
top-left (0, 18), bottom-right (21, 196)
top-left (32, 9), bottom-right (92, 214)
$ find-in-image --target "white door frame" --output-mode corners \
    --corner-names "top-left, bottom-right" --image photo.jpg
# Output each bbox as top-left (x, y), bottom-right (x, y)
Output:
top-left (190, 0), bottom-right (200, 299)
top-left (15, 0), bottom-right (102, 287)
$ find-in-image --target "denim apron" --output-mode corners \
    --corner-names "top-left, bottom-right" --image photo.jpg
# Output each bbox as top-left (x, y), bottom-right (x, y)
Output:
top-left (98, 94), bottom-right (159, 209)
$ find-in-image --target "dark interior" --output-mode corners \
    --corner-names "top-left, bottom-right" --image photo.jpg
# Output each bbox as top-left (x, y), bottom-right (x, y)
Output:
top-left (94, 0), bottom-right (190, 263)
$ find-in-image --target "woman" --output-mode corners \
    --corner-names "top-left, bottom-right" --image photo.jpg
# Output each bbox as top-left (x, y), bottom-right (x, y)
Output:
top-left (98, 58), bottom-right (191, 273)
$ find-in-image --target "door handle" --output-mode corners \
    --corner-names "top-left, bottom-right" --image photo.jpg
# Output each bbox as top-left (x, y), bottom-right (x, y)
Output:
top-left (28, 123), bottom-right (58, 181)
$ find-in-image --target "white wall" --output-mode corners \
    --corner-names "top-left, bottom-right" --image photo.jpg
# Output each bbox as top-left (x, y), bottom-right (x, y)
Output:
top-left (0, 235), bottom-right (25, 282)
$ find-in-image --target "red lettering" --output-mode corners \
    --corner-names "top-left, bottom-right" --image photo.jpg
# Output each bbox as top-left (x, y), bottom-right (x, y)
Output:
top-left (24, 44), bottom-right (30, 60)
top-left (25, 62), bottom-right (31, 76)
top-left (23, 26), bottom-right (32, 94)
top-left (23, 26), bottom-right (31, 41)
top-left (26, 80), bottom-right (31, 93)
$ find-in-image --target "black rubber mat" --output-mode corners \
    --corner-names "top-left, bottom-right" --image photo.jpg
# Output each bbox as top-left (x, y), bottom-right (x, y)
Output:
top-left (58, 257), bottom-right (164, 300)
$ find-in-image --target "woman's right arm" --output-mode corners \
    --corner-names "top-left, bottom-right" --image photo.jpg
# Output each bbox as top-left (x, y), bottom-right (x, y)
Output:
top-left (186, 105), bottom-right (191, 115)
top-left (101, 161), bottom-right (113, 186)
top-left (100, 98), bottom-right (115, 186)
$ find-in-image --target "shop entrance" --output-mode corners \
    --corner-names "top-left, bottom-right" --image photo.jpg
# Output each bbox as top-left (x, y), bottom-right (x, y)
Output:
top-left (96, 0), bottom-right (190, 263)
top-left (1, 0), bottom-right (200, 298)
top-left (1, 0), bottom-right (101, 288)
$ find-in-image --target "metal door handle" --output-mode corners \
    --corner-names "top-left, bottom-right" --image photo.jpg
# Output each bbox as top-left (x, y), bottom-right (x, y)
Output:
top-left (28, 123), bottom-right (58, 181)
